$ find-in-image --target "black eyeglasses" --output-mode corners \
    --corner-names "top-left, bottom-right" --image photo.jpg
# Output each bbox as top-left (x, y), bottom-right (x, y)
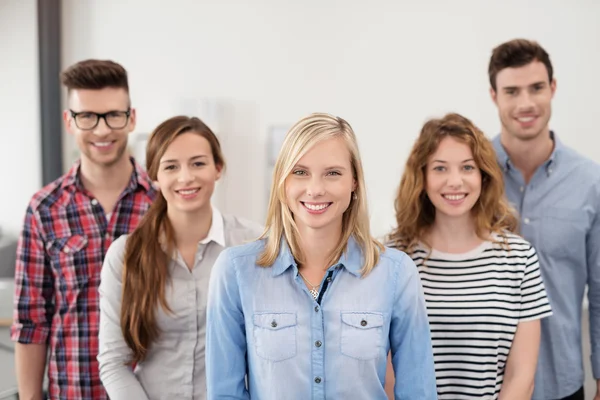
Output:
top-left (69, 109), bottom-right (131, 130)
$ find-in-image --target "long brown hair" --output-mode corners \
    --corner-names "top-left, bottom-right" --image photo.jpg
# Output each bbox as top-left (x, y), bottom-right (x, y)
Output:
top-left (120, 116), bottom-right (225, 364)
top-left (386, 113), bottom-right (518, 254)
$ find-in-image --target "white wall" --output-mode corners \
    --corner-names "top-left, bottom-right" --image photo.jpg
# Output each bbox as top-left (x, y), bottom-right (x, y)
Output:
top-left (61, 0), bottom-right (600, 237)
top-left (0, 0), bottom-right (41, 236)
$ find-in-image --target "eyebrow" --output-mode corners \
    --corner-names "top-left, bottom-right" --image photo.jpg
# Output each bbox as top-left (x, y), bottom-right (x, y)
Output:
top-left (432, 159), bottom-right (475, 163)
top-left (294, 163), bottom-right (348, 171)
top-left (501, 81), bottom-right (547, 91)
top-left (160, 154), bottom-right (209, 164)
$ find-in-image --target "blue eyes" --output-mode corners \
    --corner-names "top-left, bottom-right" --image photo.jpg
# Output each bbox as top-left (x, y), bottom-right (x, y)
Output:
top-left (292, 170), bottom-right (341, 176)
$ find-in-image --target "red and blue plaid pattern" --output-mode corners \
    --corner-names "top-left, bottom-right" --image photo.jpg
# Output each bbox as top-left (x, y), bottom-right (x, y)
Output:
top-left (11, 158), bottom-right (156, 399)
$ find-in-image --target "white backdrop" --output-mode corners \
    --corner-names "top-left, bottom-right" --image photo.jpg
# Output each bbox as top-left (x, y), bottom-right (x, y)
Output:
top-left (55, 0), bottom-right (600, 238)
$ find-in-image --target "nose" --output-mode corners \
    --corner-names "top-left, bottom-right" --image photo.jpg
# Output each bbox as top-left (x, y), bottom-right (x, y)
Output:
top-left (446, 169), bottom-right (463, 188)
top-left (306, 176), bottom-right (325, 198)
top-left (177, 166), bottom-right (195, 184)
top-left (92, 117), bottom-right (111, 137)
top-left (516, 91), bottom-right (535, 113)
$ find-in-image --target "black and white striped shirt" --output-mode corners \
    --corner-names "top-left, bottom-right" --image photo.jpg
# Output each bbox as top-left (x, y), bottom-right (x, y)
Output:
top-left (410, 232), bottom-right (553, 400)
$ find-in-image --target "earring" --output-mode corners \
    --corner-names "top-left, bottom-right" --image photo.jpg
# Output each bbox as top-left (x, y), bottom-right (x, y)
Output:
top-left (352, 192), bottom-right (357, 200)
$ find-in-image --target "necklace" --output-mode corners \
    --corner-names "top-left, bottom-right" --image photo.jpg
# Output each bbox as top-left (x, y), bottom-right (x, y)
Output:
top-left (298, 271), bottom-right (320, 300)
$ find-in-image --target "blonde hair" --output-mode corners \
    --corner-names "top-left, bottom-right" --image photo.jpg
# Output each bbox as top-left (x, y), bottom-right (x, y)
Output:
top-left (258, 112), bottom-right (383, 276)
top-left (387, 113), bottom-right (518, 253)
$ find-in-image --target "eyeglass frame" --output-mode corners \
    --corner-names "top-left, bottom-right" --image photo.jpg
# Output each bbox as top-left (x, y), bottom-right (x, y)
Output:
top-left (69, 108), bottom-right (132, 130)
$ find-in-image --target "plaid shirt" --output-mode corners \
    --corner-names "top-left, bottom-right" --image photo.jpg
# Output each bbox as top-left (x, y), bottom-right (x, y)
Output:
top-left (11, 158), bottom-right (156, 399)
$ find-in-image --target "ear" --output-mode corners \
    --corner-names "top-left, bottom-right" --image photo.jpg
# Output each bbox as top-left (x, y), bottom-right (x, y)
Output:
top-left (153, 180), bottom-right (161, 191)
top-left (63, 109), bottom-right (75, 135)
top-left (550, 78), bottom-right (557, 98)
top-left (128, 107), bottom-right (137, 133)
top-left (352, 179), bottom-right (357, 192)
top-left (215, 164), bottom-right (223, 181)
top-left (489, 87), bottom-right (498, 106)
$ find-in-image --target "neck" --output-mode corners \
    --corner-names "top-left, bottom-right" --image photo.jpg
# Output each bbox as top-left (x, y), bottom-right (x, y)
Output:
top-left (79, 154), bottom-right (133, 193)
top-left (297, 223), bottom-right (342, 271)
top-left (168, 204), bottom-right (213, 248)
top-left (500, 127), bottom-right (554, 183)
top-left (427, 214), bottom-right (482, 253)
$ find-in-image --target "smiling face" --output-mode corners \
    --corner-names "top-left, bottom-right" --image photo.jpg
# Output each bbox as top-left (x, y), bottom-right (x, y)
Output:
top-left (155, 132), bottom-right (222, 218)
top-left (491, 60), bottom-right (556, 142)
top-left (64, 87), bottom-right (135, 168)
top-left (425, 136), bottom-right (482, 222)
top-left (285, 137), bottom-right (356, 236)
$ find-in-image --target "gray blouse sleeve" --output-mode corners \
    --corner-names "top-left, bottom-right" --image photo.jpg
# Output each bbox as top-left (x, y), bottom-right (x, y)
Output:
top-left (97, 235), bottom-right (150, 399)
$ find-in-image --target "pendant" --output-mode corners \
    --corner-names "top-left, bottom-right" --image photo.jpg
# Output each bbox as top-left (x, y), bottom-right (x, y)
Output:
top-left (309, 287), bottom-right (319, 300)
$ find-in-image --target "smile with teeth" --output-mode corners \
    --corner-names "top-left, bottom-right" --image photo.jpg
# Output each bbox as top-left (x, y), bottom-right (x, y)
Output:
top-left (516, 116), bottom-right (536, 122)
top-left (302, 202), bottom-right (331, 211)
top-left (177, 188), bottom-right (200, 195)
top-left (443, 194), bottom-right (466, 201)
top-left (92, 141), bottom-right (114, 147)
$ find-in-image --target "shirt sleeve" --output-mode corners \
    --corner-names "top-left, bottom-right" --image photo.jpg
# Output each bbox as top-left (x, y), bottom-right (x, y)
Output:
top-left (11, 205), bottom-right (54, 344)
top-left (205, 249), bottom-right (250, 400)
top-left (389, 252), bottom-right (438, 400)
top-left (586, 184), bottom-right (600, 379)
top-left (97, 235), bottom-right (149, 399)
top-left (519, 245), bottom-right (553, 322)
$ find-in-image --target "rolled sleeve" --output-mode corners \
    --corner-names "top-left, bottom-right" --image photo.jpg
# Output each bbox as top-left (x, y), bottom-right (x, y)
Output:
top-left (11, 205), bottom-right (54, 344)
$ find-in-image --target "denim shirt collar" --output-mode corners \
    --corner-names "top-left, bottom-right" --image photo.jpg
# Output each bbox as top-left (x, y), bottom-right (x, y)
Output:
top-left (271, 235), bottom-right (363, 277)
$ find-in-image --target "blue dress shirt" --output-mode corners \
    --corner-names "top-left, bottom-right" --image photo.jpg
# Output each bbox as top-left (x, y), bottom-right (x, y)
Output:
top-left (493, 132), bottom-right (600, 399)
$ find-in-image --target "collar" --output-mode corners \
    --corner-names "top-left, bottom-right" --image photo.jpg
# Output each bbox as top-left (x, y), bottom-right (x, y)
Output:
top-left (492, 131), bottom-right (563, 176)
top-left (271, 235), bottom-right (363, 277)
top-left (159, 206), bottom-right (226, 260)
top-left (61, 157), bottom-right (153, 193)
top-left (200, 206), bottom-right (225, 247)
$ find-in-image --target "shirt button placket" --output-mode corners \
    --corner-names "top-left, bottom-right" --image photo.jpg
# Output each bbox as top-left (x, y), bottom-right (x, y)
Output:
top-left (312, 300), bottom-right (325, 399)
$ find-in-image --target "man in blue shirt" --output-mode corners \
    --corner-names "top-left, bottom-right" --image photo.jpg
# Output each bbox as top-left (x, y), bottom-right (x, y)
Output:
top-left (489, 38), bottom-right (600, 400)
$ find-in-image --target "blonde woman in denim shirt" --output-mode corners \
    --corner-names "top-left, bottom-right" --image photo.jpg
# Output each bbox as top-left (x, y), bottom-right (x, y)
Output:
top-left (205, 112), bottom-right (437, 399)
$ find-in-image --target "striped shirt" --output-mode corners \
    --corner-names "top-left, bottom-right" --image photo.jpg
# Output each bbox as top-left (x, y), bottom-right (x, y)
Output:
top-left (11, 158), bottom-right (156, 400)
top-left (410, 232), bottom-right (553, 400)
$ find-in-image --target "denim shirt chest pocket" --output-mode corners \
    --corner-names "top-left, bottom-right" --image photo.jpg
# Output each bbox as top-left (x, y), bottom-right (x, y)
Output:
top-left (340, 311), bottom-right (384, 360)
top-left (253, 312), bottom-right (297, 362)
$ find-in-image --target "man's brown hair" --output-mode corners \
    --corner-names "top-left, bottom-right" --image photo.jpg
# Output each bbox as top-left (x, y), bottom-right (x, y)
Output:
top-left (488, 39), bottom-right (553, 91)
top-left (60, 59), bottom-right (129, 92)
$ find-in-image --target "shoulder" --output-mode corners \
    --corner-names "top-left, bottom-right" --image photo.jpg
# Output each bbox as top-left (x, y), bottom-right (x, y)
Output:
top-left (28, 174), bottom-right (71, 213)
top-left (378, 246), bottom-right (420, 279)
top-left (559, 144), bottom-right (600, 183)
top-left (492, 231), bottom-right (535, 254)
top-left (219, 238), bottom-right (266, 263)
top-left (212, 239), bottom-right (266, 281)
top-left (102, 234), bottom-right (130, 277)
top-left (222, 214), bottom-right (264, 244)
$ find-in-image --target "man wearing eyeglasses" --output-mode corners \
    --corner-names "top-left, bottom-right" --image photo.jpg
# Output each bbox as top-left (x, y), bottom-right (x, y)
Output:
top-left (11, 59), bottom-right (156, 399)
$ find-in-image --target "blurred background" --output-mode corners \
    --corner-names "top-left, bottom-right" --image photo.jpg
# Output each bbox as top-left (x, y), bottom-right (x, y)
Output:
top-left (0, 0), bottom-right (598, 398)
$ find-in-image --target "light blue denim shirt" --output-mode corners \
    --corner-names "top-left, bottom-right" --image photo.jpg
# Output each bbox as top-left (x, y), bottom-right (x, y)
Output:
top-left (493, 132), bottom-right (600, 399)
top-left (205, 236), bottom-right (437, 400)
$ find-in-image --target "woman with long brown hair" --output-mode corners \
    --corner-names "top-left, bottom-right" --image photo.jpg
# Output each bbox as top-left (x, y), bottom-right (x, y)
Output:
top-left (385, 113), bottom-right (552, 400)
top-left (97, 116), bottom-right (262, 399)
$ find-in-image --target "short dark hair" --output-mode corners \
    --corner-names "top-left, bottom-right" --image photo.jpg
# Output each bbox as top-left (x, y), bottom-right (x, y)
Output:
top-left (488, 39), bottom-right (553, 91)
top-left (61, 59), bottom-right (129, 92)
